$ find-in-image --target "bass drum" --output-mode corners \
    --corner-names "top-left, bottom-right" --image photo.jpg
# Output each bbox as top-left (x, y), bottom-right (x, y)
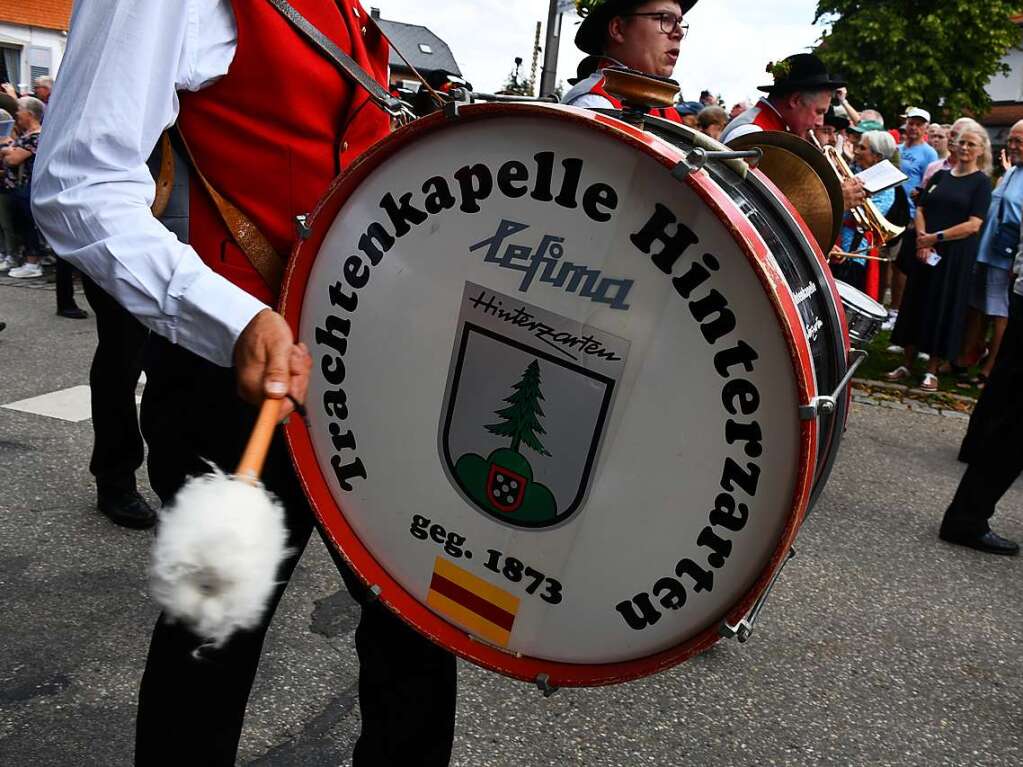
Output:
top-left (281, 103), bottom-right (836, 687)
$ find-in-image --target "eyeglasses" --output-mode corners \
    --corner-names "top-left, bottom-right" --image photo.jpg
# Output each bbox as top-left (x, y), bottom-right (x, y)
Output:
top-left (624, 12), bottom-right (690, 37)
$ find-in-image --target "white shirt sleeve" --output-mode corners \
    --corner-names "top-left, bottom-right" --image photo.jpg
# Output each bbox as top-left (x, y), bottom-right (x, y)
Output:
top-left (565, 93), bottom-right (617, 111)
top-left (32, 0), bottom-right (266, 368)
top-left (720, 123), bottom-right (763, 144)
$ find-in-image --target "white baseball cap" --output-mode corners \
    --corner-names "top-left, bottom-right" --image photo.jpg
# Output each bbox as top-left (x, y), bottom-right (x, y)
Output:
top-left (903, 107), bottom-right (931, 122)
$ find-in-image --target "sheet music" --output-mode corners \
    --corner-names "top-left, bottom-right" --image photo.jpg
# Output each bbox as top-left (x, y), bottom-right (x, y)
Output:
top-left (855, 160), bottom-right (909, 195)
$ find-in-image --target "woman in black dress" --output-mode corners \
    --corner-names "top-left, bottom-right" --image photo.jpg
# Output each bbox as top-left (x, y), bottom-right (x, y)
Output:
top-left (885, 124), bottom-right (992, 391)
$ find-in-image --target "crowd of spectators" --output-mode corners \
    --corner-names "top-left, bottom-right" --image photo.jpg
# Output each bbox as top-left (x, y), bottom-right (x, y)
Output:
top-left (0, 76), bottom-right (85, 318)
top-left (690, 81), bottom-right (1018, 395)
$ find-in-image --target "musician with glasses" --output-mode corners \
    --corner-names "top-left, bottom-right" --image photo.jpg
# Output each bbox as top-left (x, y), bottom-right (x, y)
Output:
top-left (563, 0), bottom-right (697, 121)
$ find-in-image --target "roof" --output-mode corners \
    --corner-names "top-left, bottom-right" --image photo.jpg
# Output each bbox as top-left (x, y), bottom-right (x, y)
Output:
top-left (375, 18), bottom-right (461, 76)
top-left (0, 0), bottom-right (73, 32)
top-left (981, 103), bottom-right (1023, 126)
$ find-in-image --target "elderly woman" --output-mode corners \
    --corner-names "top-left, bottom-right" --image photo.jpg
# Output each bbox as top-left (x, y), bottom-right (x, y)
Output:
top-left (830, 130), bottom-right (902, 291)
top-left (697, 105), bottom-right (728, 141)
top-left (886, 122), bottom-right (993, 391)
top-left (4, 97), bottom-right (45, 279)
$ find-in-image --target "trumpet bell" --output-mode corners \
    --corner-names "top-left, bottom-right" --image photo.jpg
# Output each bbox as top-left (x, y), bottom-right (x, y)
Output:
top-left (727, 131), bottom-right (844, 255)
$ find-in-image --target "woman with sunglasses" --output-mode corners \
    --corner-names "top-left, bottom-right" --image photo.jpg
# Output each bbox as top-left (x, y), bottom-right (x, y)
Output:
top-left (886, 121), bottom-right (993, 391)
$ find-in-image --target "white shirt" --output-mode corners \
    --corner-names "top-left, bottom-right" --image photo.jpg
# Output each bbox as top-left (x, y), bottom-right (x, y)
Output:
top-left (32, 0), bottom-right (266, 368)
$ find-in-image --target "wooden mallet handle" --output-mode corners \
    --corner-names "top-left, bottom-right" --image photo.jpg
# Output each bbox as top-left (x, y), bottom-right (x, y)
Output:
top-left (235, 397), bottom-right (285, 484)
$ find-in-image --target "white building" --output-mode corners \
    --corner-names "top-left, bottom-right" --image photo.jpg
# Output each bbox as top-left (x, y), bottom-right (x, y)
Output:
top-left (0, 1), bottom-right (70, 91)
top-left (983, 14), bottom-right (1023, 145)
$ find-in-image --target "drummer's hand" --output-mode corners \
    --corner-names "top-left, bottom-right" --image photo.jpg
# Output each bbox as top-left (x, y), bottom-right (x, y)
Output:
top-left (234, 309), bottom-right (313, 420)
top-left (829, 247), bottom-right (847, 264)
top-left (841, 177), bottom-right (866, 210)
top-left (917, 231), bottom-right (937, 248)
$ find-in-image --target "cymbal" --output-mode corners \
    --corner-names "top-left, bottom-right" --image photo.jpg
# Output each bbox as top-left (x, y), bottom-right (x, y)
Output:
top-left (727, 131), bottom-right (844, 253)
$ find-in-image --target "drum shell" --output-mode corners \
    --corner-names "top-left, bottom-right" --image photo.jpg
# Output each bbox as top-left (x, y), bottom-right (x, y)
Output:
top-left (643, 119), bottom-right (851, 509)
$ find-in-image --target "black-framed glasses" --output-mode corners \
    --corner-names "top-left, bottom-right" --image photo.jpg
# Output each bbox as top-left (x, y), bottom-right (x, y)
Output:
top-left (623, 12), bottom-right (690, 37)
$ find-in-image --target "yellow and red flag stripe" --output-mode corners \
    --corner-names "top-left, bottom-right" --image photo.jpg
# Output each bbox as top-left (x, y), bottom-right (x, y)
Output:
top-left (427, 557), bottom-right (520, 647)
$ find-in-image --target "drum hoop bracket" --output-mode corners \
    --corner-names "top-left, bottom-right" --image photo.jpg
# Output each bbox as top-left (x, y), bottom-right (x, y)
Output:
top-left (720, 547), bottom-right (797, 643)
top-left (798, 349), bottom-right (867, 421)
top-left (295, 214), bottom-right (312, 241)
top-left (535, 673), bottom-right (560, 698)
top-left (672, 148), bottom-right (763, 181)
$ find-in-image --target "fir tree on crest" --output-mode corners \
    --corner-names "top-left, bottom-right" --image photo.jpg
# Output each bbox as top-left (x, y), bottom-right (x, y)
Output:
top-left (485, 360), bottom-right (551, 456)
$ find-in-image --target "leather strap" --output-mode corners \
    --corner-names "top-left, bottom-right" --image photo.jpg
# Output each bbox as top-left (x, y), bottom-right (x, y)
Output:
top-left (264, 0), bottom-right (405, 115)
top-left (151, 133), bottom-right (174, 218)
top-left (172, 130), bottom-right (285, 294)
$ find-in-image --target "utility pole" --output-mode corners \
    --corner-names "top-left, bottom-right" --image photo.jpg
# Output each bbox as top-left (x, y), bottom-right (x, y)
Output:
top-left (529, 21), bottom-right (542, 97)
top-left (539, 0), bottom-right (562, 97)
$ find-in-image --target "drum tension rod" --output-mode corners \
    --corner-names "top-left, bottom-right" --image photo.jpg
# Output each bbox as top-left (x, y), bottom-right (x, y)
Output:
top-left (720, 547), bottom-right (797, 643)
top-left (295, 214), bottom-right (312, 241)
top-left (798, 349), bottom-right (868, 421)
top-left (672, 148), bottom-right (763, 180)
top-left (534, 673), bottom-right (559, 698)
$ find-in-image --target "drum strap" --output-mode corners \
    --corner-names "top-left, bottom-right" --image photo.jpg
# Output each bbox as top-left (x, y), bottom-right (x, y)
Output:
top-left (151, 128), bottom-right (285, 295)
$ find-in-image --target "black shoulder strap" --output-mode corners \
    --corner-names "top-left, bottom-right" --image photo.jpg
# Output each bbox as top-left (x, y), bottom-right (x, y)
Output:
top-left (264, 0), bottom-right (403, 116)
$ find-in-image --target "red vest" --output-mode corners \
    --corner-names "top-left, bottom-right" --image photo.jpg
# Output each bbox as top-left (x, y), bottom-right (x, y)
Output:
top-left (177, 0), bottom-right (390, 304)
top-left (748, 99), bottom-right (788, 132)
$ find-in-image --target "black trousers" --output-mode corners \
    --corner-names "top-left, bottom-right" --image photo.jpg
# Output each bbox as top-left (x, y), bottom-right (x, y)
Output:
top-left (135, 336), bottom-right (456, 766)
top-left (55, 257), bottom-right (78, 312)
top-left (81, 275), bottom-right (148, 495)
top-left (942, 291), bottom-right (1023, 535)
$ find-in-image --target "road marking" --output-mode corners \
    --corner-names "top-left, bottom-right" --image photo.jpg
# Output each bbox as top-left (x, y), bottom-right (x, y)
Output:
top-left (2, 385), bottom-right (143, 423)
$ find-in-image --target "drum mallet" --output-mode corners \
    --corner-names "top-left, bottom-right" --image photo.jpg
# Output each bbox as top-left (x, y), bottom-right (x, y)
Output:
top-left (150, 397), bottom-right (291, 647)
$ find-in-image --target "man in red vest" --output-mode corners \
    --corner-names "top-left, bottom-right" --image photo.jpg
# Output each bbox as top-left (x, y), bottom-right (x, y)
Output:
top-left (32, 1), bottom-right (456, 765)
top-left (721, 53), bottom-right (866, 211)
top-left (563, 0), bottom-right (698, 122)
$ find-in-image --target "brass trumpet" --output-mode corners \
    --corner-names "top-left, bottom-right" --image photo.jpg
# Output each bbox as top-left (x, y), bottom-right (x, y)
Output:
top-left (809, 132), bottom-right (905, 261)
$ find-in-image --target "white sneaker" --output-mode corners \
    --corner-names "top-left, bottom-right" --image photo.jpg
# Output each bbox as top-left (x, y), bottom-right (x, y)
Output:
top-left (8, 262), bottom-right (43, 278)
top-left (917, 352), bottom-right (930, 362)
top-left (0, 256), bottom-right (16, 271)
top-left (886, 344), bottom-right (904, 354)
top-left (881, 311), bottom-right (898, 332)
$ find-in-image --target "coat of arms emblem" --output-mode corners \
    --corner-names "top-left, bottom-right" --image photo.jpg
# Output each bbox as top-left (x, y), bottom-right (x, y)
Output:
top-left (439, 282), bottom-right (630, 529)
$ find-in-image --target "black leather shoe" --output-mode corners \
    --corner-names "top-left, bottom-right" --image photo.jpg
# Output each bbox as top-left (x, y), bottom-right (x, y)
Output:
top-left (98, 490), bottom-right (157, 530)
top-left (57, 305), bottom-right (88, 319)
top-left (939, 528), bottom-right (1020, 556)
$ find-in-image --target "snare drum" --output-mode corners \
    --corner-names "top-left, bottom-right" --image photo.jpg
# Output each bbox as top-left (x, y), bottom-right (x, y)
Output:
top-left (834, 279), bottom-right (887, 346)
top-left (281, 103), bottom-right (850, 688)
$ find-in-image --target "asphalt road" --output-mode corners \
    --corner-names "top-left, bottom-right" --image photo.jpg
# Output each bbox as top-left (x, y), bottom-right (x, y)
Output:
top-left (1, 280), bottom-right (1020, 767)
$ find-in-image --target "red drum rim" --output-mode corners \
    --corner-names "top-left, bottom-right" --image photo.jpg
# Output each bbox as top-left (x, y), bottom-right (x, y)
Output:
top-left (280, 103), bottom-right (819, 686)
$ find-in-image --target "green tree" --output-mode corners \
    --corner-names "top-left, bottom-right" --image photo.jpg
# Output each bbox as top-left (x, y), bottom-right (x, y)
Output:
top-left (485, 360), bottom-right (551, 456)
top-left (815, 1), bottom-right (1023, 122)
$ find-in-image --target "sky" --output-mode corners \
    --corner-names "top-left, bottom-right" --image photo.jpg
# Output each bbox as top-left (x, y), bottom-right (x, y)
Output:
top-left (373, 1), bottom-right (827, 107)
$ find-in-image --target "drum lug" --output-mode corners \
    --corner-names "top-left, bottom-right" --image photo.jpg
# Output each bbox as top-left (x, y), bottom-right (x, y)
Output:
top-left (799, 349), bottom-right (868, 420)
top-left (295, 214), bottom-right (312, 241)
top-left (367, 584), bottom-right (382, 602)
top-left (534, 673), bottom-right (560, 698)
top-left (444, 100), bottom-right (462, 120)
top-left (720, 547), bottom-right (796, 643)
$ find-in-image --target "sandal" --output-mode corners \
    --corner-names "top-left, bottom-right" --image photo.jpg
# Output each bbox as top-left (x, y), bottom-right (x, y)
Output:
top-left (957, 372), bottom-right (988, 389)
top-left (884, 365), bottom-right (911, 382)
top-left (919, 373), bottom-right (939, 392)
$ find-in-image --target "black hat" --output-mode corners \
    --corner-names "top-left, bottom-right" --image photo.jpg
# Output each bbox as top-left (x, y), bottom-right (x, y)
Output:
top-left (575, 0), bottom-right (699, 57)
top-left (824, 105), bottom-right (849, 131)
top-left (757, 53), bottom-right (846, 94)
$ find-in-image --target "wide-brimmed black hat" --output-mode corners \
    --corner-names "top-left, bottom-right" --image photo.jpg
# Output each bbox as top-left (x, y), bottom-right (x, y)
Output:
top-left (757, 53), bottom-right (846, 94)
top-left (575, 0), bottom-right (700, 56)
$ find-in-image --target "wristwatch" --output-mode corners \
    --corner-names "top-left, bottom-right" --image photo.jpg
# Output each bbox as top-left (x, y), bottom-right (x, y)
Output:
top-left (936, 231), bottom-right (945, 242)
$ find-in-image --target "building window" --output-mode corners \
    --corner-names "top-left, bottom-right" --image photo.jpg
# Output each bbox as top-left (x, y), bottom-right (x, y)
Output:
top-left (29, 46), bottom-right (51, 83)
top-left (0, 46), bottom-right (20, 85)
top-left (418, 43), bottom-right (433, 54)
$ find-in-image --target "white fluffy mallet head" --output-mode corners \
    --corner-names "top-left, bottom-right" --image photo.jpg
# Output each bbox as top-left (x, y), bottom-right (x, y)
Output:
top-left (150, 468), bottom-right (289, 647)
top-left (150, 397), bottom-right (291, 647)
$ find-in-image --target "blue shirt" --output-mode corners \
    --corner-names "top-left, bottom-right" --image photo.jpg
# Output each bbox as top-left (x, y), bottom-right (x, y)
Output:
top-left (900, 141), bottom-right (939, 220)
top-left (839, 186), bottom-right (896, 264)
top-left (978, 166), bottom-right (1023, 270)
